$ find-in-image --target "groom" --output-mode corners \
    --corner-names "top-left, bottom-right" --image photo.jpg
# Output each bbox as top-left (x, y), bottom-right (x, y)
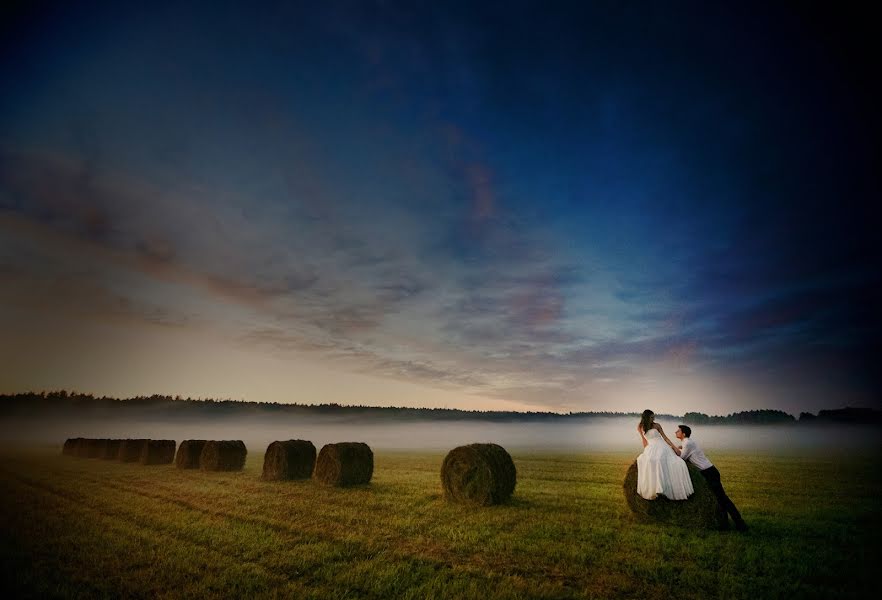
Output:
top-left (670, 425), bottom-right (748, 532)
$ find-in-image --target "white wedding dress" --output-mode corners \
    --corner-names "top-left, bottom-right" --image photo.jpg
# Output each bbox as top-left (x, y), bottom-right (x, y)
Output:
top-left (637, 429), bottom-right (694, 500)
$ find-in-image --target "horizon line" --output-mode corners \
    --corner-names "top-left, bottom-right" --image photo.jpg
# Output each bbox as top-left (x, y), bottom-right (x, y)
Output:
top-left (3, 390), bottom-right (877, 420)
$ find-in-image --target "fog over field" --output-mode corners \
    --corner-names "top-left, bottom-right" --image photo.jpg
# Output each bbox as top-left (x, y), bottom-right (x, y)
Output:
top-left (1, 416), bottom-right (878, 454)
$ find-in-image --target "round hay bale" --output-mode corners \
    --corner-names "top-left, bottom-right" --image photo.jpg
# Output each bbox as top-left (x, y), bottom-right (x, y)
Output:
top-left (441, 443), bottom-right (517, 505)
top-left (118, 439), bottom-right (149, 463)
top-left (314, 442), bottom-right (373, 486)
top-left (262, 440), bottom-right (316, 481)
top-left (140, 440), bottom-right (176, 465)
top-left (623, 460), bottom-right (727, 529)
top-left (200, 440), bottom-right (247, 471)
top-left (175, 440), bottom-right (207, 469)
top-left (62, 438), bottom-right (83, 456)
top-left (98, 439), bottom-right (122, 460)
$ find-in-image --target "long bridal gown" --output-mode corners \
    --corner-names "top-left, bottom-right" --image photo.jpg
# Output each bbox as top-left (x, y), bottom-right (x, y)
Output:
top-left (637, 429), bottom-right (694, 500)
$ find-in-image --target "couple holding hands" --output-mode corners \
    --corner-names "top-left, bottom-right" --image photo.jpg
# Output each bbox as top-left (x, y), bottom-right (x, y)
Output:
top-left (636, 409), bottom-right (748, 532)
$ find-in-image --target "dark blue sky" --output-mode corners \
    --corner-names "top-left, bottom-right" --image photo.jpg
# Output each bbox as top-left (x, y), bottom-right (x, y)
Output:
top-left (1, 1), bottom-right (879, 413)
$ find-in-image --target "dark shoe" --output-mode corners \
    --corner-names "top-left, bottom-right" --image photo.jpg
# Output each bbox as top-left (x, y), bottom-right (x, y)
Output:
top-left (735, 521), bottom-right (749, 532)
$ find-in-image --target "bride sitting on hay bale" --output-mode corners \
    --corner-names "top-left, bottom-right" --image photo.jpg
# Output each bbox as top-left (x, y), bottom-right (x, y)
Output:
top-left (624, 410), bottom-right (727, 530)
top-left (635, 410), bottom-right (693, 501)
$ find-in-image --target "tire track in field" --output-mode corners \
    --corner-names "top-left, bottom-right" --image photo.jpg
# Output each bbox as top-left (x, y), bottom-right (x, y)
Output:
top-left (2, 459), bottom-right (583, 594)
top-left (7, 467), bottom-right (294, 554)
top-left (100, 478), bottom-right (465, 573)
top-left (48, 466), bottom-right (375, 549)
top-left (105, 478), bottom-right (581, 591)
top-left (2, 470), bottom-right (456, 599)
top-left (0, 475), bottom-right (294, 597)
top-left (100, 478), bottom-right (360, 553)
top-left (87, 469), bottom-right (581, 585)
top-left (2, 467), bottom-right (452, 592)
top-left (7, 459), bottom-right (437, 560)
top-left (73, 470), bottom-right (457, 561)
top-left (105, 480), bottom-right (339, 538)
top-left (0, 469), bottom-right (299, 592)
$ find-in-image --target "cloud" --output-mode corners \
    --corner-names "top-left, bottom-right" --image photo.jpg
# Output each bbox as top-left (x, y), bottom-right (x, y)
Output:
top-left (0, 227), bottom-right (198, 332)
top-left (10, 144), bottom-right (861, 412)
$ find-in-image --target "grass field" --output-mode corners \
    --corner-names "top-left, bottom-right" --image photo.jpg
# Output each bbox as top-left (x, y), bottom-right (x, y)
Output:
top-left (0, 446), bottom-right (878, 599)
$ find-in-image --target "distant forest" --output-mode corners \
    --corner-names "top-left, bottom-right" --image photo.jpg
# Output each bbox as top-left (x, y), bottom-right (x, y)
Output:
top-left (1, 391), bottom-right (880, 425)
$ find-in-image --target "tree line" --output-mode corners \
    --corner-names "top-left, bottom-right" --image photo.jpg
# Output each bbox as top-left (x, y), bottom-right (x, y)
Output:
top-left (0, 391), bottom-right (879, 425)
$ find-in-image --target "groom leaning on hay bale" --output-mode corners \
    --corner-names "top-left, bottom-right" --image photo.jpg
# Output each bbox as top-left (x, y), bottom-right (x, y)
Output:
top-left (669, 425), bottom-right (748, 532)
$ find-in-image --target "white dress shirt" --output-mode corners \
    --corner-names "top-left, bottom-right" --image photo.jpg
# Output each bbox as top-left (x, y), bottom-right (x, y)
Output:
top-left (679, 437), bottom-right (713, 470)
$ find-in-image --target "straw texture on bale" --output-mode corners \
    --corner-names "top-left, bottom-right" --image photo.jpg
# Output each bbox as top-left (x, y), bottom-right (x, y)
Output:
top-left (118, 439), bottom-right (149, 462)
top-left (262, 440), bottom-right (316, 481)
top-left (98, 439), bottom-right (122, 460)
top-left (175, 440), bottom-right (207, 469)
top-left (84, 439), bottom-right (104, 458)
top-left (140, 440), bottom-right (176, 465)
top-left (62, 438), bottom-right (82, 456)
top-left (79, 439), bottom-right (95, 458)
top-left (200, 440), bottom-right (247, 471)
top-left (441, 443), bottom-right (517, 505)
top-left (623, 461), bottom-right (728, 529)
top-left (314, 442), bottom-right (373, 486)
top-left (74, 438), bottom-right (93, 457)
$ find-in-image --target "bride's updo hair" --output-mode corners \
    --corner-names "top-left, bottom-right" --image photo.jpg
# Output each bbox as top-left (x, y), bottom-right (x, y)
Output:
top-left (640, 410), bottom-right (655, 433)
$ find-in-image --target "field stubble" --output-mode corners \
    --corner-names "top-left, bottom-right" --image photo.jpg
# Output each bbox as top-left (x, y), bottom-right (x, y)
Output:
top-left (0, 446), bottom-right (878, 599)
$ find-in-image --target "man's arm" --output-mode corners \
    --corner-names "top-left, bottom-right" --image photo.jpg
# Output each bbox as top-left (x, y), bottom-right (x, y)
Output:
top-left (678, 440), bottom-right (693, 462)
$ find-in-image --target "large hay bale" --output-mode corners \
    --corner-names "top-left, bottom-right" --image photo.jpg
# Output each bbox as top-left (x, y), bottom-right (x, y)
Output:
top-left (62, 438), bottom-right (83, 456)
top-left (314, 442), bottom-right (373, 486)
top-left (262, 440), bottom-right (316, 481)
top-left (118, 439), bottom-right (149, 462)
top-left (623, 460), bottom-right (727, 529)
top-left (98, 439), bottom-right (122, 460)
top-left (441, 443), bottom-right (517, 505)
top-left (175, 440), bottom-right (207, 469)
top-left (200, 440), bottom-right (247, 471)
top-left (140, 440), bottom-right (176, 465)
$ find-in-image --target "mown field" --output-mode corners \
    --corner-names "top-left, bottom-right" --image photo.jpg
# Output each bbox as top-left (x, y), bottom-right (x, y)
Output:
top-left (0, 446), bottom-right (878, 599)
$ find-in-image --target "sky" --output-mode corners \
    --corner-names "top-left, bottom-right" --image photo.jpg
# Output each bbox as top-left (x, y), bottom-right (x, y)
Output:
top-left (1, 1), bottom-right (880, 415)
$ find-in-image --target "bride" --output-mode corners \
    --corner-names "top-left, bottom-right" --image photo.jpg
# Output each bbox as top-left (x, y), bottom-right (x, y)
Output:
top-left (636, 409), bottom-right (694, 500)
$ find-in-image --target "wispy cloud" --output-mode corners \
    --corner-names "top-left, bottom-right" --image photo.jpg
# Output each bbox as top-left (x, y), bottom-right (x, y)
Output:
top-left (2, 145), bottom-right (631, 408)
top-left (8, 143), bottom-right (868, 413)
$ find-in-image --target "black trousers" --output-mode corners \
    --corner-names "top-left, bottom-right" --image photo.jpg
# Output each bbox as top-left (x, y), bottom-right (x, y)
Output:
top-left (700, 466), bottom-right (744, 525)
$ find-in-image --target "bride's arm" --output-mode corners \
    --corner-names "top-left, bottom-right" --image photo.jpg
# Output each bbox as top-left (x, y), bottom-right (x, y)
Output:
top-left (637, 423), bottom-right (648, 448)
top-left (654, 424), bottom-right (679, 453)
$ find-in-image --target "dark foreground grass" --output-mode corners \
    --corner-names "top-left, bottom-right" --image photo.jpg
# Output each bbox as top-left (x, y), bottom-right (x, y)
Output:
top-left (0, 446), bottom-right (878, 599)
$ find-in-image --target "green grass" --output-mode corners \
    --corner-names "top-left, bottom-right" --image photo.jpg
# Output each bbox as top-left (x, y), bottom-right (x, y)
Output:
top-left (0, 446), bottom-right (878, 599)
